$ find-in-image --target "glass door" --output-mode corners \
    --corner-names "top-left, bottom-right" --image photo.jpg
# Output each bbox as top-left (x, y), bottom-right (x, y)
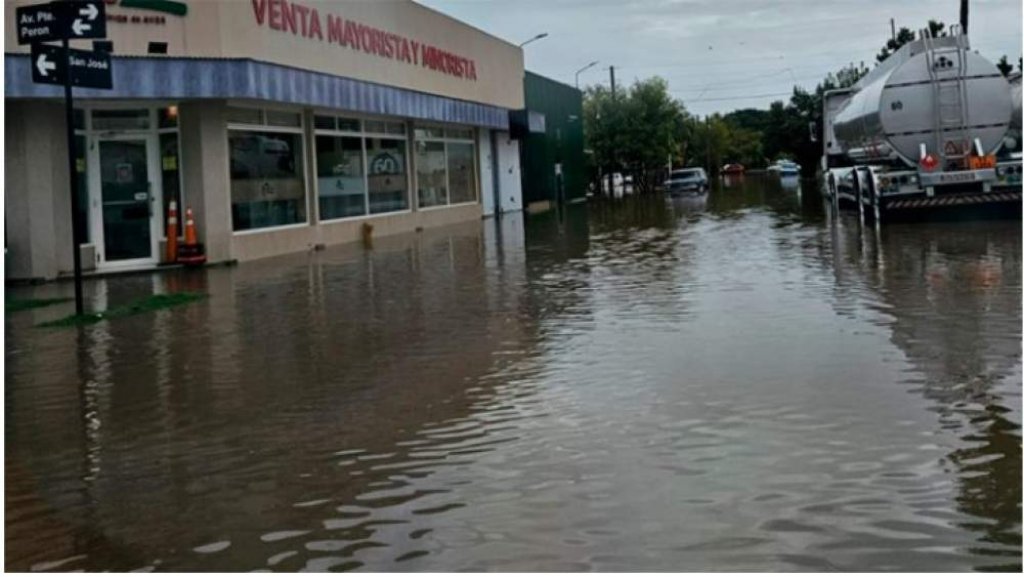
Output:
top-left (94, 137), bottom-right (160, 265)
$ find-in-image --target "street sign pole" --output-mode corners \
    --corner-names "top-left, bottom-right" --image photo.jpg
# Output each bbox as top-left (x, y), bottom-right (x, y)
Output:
top-left (62, 35), bottom-right (84, 315)
top-left (20, 0), bottom-right (110, 315)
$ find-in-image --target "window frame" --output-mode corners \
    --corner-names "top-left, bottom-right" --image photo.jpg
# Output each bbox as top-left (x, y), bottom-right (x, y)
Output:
top-left (312, 112), bottom-right (411, 223)
top-left (414, 124), bottom-right (478, 211)
top-left (227, 106), bottom-right (311, 235)
top-left (74, 105), bottom-right (185, 244)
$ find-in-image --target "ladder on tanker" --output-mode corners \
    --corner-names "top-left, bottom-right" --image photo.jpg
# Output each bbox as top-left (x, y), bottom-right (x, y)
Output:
top-left (923, 26), bottom-right (971, 168)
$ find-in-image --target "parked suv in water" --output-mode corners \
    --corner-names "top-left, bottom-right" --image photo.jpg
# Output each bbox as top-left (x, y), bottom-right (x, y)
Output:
top-left (664, 168), bottom-right (709, 195)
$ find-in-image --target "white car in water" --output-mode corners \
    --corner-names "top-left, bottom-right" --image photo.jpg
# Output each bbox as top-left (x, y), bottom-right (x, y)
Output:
top-left (664, 168), bottom-right (709, 195)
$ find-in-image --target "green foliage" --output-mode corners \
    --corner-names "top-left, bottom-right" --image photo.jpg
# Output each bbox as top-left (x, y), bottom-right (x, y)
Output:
top-left (876, 20), bottom-right (947, 64)
top-left (876, 27), bottom-right (916, 64)
top-left (681, 114), bottom-right (764, 171)
top-left (583, 77), bottom-right (689, 191)
top-left (716, 62), bottom-right (868, 175)
top-left (996, 55), bottom-right (1013, 77)
top-left (38, 292), bottom-right (206, 328)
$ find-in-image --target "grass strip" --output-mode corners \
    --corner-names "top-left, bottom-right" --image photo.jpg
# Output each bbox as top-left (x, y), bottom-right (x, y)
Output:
top-left (38, 292), bottom-right (206, 328)
top-left (6, 297), bottom-right (72, 313)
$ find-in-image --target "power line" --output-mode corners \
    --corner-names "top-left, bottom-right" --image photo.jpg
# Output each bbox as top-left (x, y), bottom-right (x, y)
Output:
top-left (681, 91), bottom-right (794, 103)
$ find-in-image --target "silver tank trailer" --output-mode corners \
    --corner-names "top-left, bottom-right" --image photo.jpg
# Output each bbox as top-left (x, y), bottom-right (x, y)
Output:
top-left (833, 32), bottom-right (1012, 166)
top-left (1007, 73), bottom-right (1021, 147)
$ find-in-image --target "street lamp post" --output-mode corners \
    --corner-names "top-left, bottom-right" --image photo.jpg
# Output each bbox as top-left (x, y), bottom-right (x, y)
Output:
top-left (575, 60), bottom-right (599, 89)
top-left (518, 32), bottom-right (549, 48)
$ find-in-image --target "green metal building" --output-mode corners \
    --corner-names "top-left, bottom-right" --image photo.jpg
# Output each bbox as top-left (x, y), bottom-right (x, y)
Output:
top-left (519, 72), bottom-right (586, 212)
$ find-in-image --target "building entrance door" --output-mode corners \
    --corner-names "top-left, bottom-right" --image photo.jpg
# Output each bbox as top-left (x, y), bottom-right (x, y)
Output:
top-left (91, 135), bottom-right (161, 267)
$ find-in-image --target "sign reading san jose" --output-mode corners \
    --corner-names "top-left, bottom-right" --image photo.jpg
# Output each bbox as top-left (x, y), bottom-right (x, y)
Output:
top-left (16, 1), bottom-right (107, 45)
top-left (31, 43), bottom-right (113, 89)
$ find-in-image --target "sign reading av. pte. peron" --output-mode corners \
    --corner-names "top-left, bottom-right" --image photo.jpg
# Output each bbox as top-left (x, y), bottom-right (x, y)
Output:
top-left (16, 1), bottom-right (107, 45)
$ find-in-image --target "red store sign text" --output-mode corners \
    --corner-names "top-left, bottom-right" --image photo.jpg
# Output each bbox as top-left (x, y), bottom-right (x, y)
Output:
top-left (251, 0), bottom-right (479, 81)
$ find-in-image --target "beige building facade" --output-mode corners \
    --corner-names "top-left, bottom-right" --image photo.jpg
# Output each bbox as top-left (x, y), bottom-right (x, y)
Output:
top-left (5, 0), bottom-right (525, 281)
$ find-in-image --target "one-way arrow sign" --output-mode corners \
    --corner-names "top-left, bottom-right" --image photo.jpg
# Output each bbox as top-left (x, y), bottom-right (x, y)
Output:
top-left (69, 1), bottom-right (105, 39)
top-left (16, 1), bottom-right (106, 44)
top-left (31, 44), bottom-right (113, 90)
top-left (36, 50), bottom-right (58, 77)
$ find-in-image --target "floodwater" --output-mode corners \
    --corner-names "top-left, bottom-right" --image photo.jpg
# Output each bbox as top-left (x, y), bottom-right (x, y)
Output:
top-left (5, 176), bottom-right (1021, 571)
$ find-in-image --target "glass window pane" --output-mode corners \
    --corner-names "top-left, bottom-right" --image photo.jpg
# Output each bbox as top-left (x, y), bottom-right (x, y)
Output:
top-left (337, 118), bottom-right (361, 132)
top-left (386, 121), bottom-right (407, 136)
top-left (447, 142), bottom-right (476, 204)
top-left (316, 135), bottom-right (366, 220)
top-left (314, 115), bottom-right (336, 131)
top-left (416, 140), bottom-right (447, 208)
top-left (364, 119), bottom-right (386, 134)
top-left (226, 107), bottom-right (262, 125)
top-left (366, 138), bottom-right (408, 214)
top-left (445, 127), bottom-right (473, 140)
top-left (158, 105), bottom-right (179, 128)
top-left (229, 131), bottom-right (306, 231)
top-left (266, 110), bottom-right (301, 127)
top-left (414, 127), bottom-right (442, 139)
top-left (92, 109), bottom-right (150, 130)
top-left (160, 133), bottom-right (182, 238)
top-left (73, 108), bottom-right (85, 130)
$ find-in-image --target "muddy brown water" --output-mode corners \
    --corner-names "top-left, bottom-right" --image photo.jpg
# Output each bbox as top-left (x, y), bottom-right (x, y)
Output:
top-left (5, 176), bottom-right (1021, 571)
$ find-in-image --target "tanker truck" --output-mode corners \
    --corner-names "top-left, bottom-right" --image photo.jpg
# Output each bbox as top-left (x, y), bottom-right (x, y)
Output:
top-left (821, 25), bottom-right (1022, 220)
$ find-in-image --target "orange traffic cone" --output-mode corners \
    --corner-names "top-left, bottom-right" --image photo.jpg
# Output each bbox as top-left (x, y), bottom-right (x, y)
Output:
top-left (184, 206), bottom-right (197, 246)
top-left (177, 205), bottom-right (207, 266)
top-left (165, 200), bottom-right (179, 263)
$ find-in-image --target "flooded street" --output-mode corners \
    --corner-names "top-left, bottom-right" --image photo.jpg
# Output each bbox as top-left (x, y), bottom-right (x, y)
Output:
top-left (6, 177), bottom-right (1021, 571)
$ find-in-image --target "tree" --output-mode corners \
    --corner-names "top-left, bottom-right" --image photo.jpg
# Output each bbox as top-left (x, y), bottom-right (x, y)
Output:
top-left (876, 20), bottom-right (949, 64)
top-left (876, 27), bottom-right (916, 63)
top-left (996, 55), bottom-right (1014, 77)
top-left (583, 77), bottom-right (689, 193)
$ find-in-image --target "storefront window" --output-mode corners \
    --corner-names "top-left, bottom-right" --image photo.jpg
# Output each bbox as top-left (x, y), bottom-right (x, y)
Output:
top-left (337, 118), bottom-right (361, 132)
top-left (316, 135), bottom-right (366, 220)
top-left (229, 131), bottom-right (306, 231)
top-left (93, 109), bottom-right (150, 131)
top-left (158, 106), bottom-right (179, 129)
top-left (314, 115), bottom-right (336, 130)
top-left (447, 142), bottom-right (476, 204)
top-left (226, 107), bottom-right (262, 125)
top-left (314, 114), bottom-right (409, 219)
top-left (416, 140), bottom-right (448, 208)
top-left (160, 133), bottom-right (182, 237)
top-left (367, 137), bottom-right (408, 214)
top-left (364, 120), bottom-right (386, 134)
top-left (266, 110), bottom-right (302, 128)
top-left (415, 125), bottom-right (477, 209)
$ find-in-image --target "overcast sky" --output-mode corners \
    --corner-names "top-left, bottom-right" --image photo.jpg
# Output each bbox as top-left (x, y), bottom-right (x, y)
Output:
top-left (417, 0), bottom-right (1023, 117)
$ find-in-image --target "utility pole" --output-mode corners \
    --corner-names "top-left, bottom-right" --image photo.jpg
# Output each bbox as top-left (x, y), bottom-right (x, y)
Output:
top-left (959, 0), bottom-right (968, 35)
top-left (705, 115), bottom-right (711, 174)
top-left (606, 65), bottom-right (617, 196)
top-left (890, 18), bottom-right (896, 42)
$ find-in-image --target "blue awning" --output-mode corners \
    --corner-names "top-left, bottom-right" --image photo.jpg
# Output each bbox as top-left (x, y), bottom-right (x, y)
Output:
top-left (4, 54), bottom-right (510, 130)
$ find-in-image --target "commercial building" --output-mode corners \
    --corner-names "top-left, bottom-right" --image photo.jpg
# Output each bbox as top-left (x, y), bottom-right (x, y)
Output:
top-left (5, 0), bottom-right (526, 281)
top-left (518, 72), bottom-right (585, 212)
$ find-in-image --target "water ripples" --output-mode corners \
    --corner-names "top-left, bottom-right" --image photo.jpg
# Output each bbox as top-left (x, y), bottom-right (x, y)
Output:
top-left (5, 185), bottom-right (1021, 571)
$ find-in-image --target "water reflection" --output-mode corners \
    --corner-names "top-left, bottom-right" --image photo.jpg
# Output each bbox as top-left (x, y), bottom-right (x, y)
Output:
top-left (824, 217), bottom-right (1022, 571)
top-left (5, 181), bottom-right (1021, 571)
